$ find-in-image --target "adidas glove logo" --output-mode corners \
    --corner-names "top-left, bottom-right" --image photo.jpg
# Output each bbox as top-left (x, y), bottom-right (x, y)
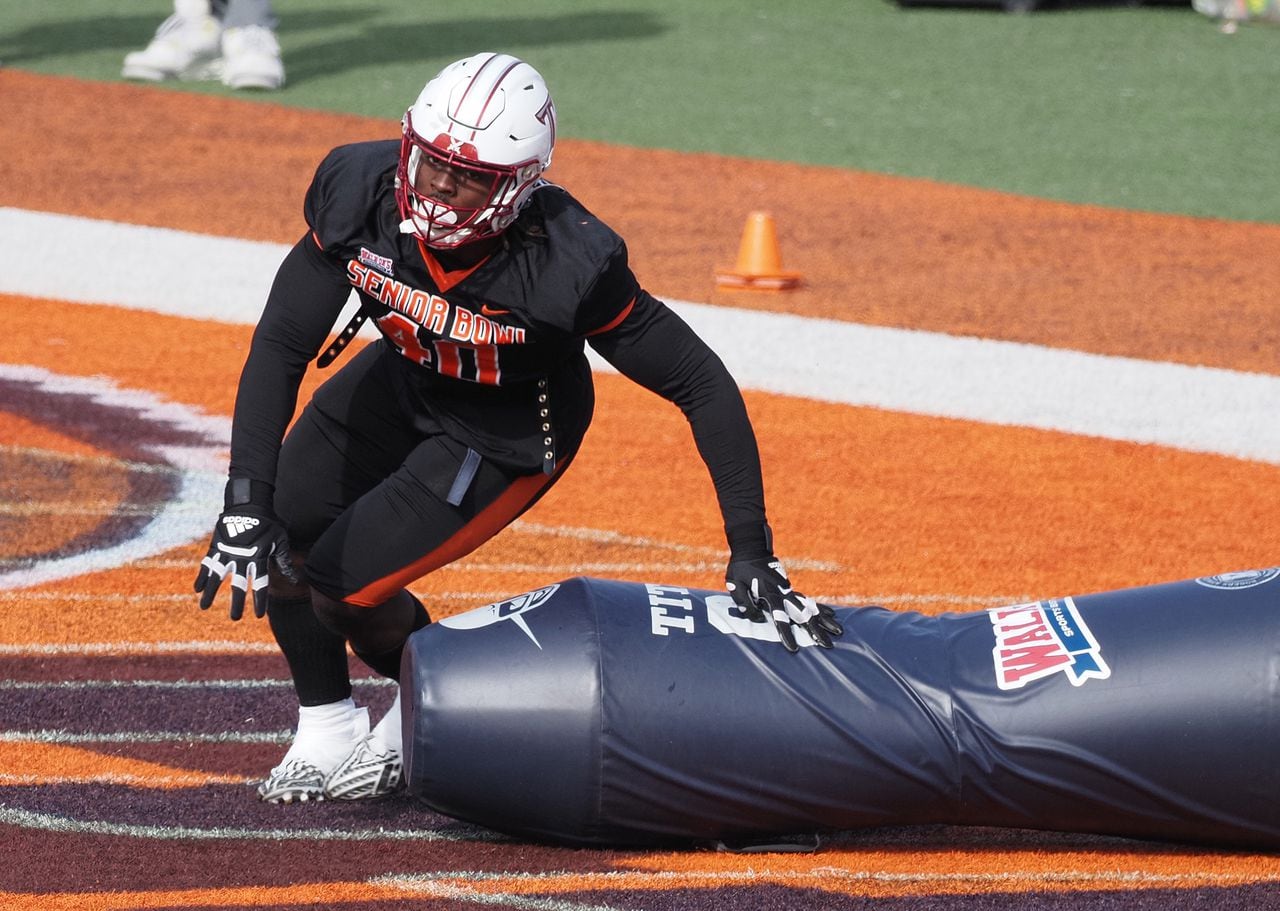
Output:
top-left (222, 515), bottom-right (261, 538)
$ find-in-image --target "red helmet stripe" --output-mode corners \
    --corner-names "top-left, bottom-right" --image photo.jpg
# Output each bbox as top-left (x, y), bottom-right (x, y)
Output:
top-left (451, 53), bottom-right (525, 144)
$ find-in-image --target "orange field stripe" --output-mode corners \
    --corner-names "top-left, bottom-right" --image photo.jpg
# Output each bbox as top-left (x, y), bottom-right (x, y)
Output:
top-left (4, 69), bottom-right (1280, 376)
top-left (2, 295), bottom-right (1279, 651)
top-left (0, 741), bottom-right (249, 789)
top-left (0, 884), bottom-right (407, 911)
top-left (5, 862), bottom-right (1278, 911)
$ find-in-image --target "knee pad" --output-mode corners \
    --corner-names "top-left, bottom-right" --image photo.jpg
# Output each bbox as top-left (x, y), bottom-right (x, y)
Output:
top-left (311, 588), bottom-right (366, 638)
top-left (313, 588), bottom-right (422, 657)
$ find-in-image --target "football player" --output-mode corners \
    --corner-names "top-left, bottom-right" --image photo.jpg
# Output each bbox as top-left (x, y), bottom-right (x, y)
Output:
top-left (194, 52), bottom-right (843, 803)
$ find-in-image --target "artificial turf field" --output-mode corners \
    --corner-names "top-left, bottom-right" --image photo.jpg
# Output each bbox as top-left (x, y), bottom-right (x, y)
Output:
top-left (2, 1), bottom-right (1280, 907)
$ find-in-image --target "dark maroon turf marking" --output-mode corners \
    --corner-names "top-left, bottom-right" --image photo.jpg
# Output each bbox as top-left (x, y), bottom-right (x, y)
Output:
top-left (577, 885), bottom-right (1280, 910)
top-left (2, 654), bottom-right (322, 683)
top-left (0, 678), bottom-right (395, 737)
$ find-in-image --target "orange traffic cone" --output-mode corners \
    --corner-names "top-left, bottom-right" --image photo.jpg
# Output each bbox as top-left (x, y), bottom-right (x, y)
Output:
top-left (714, 211), bottom-right (802, 291)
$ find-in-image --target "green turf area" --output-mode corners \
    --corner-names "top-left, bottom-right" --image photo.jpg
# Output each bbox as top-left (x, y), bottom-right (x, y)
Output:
top-left (3, 0), bottom-right (1278, 222)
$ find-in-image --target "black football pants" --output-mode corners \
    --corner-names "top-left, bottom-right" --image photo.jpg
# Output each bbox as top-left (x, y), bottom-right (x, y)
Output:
top-left (273, 343), bottom-right (571, 606)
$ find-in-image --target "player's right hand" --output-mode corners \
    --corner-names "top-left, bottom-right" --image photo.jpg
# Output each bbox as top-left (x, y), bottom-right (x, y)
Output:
top-left (193, 505), bottom-right (296, 621)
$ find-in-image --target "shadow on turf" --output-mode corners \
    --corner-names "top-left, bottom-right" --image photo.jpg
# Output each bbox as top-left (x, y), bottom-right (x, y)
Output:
top-left (0, 8), bottom-right (667, 87)
top-left (893, 0), bottom-right (1190, 11)
top-left (283, 11), bottom-right (667, 87)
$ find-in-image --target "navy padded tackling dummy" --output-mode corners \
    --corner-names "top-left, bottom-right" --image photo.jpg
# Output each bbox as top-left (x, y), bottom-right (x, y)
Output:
top-left (402, 571), bottom-right (1280, 849)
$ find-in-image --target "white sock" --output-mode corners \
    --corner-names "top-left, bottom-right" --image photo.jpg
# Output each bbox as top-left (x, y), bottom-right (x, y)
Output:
top-left (297, 697), bottom-right (358, 731)
top-left (280, 698), bottom-right (370, 772)
top-left (370, 690), bottom-right (403, 756)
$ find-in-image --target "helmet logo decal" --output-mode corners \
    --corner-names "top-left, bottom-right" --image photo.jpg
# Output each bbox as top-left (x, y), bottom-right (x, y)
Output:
top-left (534, 96), bottom-right (556, 149)
top-left (433, 133), bottom-right (478, 161)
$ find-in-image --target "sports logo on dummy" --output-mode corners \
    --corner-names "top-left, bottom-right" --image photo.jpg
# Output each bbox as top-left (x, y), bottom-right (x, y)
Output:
top-left (1194, 568), bottom-right (1280, 590)
top-left (988, 597), bottom-right (1110, 690)
top-left (649, 584), bottom-right (828, 649)
top-left (438, 584), bottom-right (559, 648)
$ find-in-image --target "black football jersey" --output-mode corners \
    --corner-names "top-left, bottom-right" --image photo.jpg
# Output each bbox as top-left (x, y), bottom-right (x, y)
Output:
top-left (305, 140), bottom-right (640, 386)
top-left (230, 140), bottom-right (770, 544)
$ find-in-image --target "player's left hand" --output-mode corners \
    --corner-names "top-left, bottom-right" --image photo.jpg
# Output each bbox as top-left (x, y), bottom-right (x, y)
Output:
top-left (725, 556), bottom-right (843, 652)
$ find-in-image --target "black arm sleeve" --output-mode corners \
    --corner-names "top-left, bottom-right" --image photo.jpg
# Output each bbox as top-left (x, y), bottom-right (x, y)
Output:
top-left (588, 292), bottom-right (770, 555)
top-left (227, 235), bottom-right (353, 488)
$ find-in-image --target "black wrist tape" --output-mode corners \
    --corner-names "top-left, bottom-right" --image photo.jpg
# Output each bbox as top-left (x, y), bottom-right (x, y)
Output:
top-left (224, 477), bottom-right (276, 509)
top-left (726, 520), bottom-right (773, 561)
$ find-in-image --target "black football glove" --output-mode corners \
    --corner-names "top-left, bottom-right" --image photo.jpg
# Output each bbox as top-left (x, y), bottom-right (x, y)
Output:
top-left (725, 556), bottom-right (843, 653)
top-left (194, 479), bottom-right (297, 621)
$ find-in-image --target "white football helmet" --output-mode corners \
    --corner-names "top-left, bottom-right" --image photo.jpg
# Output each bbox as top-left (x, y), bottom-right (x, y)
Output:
top-left (396, 52), bottom-right (556, 249)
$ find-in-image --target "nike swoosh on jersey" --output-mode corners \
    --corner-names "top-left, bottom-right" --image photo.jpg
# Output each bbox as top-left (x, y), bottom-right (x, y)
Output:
top-left (481, 304), bottom-right (511, 316)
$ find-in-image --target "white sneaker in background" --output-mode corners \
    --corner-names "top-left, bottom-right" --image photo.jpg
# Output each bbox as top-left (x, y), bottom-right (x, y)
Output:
top-left (121, 0), bottom-right (222, 82)
top-left (220, 25), bottom-right (285, 90)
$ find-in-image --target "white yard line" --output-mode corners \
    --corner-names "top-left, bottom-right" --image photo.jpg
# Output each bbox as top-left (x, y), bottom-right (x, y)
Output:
top-left (4, 206), bottom-right (1279, 464)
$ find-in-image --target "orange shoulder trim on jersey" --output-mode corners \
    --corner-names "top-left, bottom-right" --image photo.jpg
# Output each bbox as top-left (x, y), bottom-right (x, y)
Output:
top-left (587, 296), bottom-right (636, 336)
top-left (311, 230), bottom-right (324, 249)
top-left (416, 238), bottom-right (490, 292)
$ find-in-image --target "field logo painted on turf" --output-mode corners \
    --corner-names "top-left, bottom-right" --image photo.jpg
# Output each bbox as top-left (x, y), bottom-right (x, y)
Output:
top-left (988, 597), bottom-right (1110, 690)
top-left (0, 364), bottom-right (227, 591)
